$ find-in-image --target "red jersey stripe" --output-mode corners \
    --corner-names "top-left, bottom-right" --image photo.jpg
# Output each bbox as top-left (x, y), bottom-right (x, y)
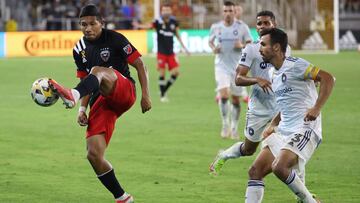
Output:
top-left (127, 50), bottom-right (141, 64)
top-left (77, 70), bottom-right (88, 78)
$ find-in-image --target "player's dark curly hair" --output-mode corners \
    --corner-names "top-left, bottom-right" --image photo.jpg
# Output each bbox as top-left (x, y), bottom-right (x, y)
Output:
top-left (79, 4), bottom-right (103, 22)
top-left (224, 1), bottom-right (235, 6)
top-left (260, 28), bottom-right (288, 53)
top-left (256, 10), bottom-right (276, 21)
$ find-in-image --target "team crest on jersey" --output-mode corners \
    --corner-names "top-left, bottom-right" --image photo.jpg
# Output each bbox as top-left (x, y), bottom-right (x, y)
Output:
top-left (248, 127), bottom-right (254, 136)
top-left (123, 44), bottom-right (133, 55)
top-left (233, 30), bottom-right (238, 36)
top-left (282, 73), bottom-right (287, 82)
top-left (170, 24), bottom-right (175, 30)
top-left (240, 53), bottom-right (247, 62)
top-left (100, 48), bottom-right (110, 62)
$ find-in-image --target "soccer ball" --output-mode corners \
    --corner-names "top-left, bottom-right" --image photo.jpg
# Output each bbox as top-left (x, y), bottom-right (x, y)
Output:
top-left (31, 78), bottom-right (59, 107)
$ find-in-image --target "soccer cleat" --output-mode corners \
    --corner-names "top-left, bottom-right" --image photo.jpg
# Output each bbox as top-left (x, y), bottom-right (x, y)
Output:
top-left (115, 194), bottom-right (134, 203)
top-left (296, 194), bottom-right (319, 203)
top-left (48, 79), bottom-right (76, 109)
top-left (160, 96), bottom-right (169, 103)
top-left (209, 150), bottom-right (226, 176)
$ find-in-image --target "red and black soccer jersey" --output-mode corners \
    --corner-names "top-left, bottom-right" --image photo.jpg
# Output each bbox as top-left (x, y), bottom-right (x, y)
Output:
top-left (153, 16), bottom-right (179, 55)
top-left (73, 29), bottom-right (141, 83)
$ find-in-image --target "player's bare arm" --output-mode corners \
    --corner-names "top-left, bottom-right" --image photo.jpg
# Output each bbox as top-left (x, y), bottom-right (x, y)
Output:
top-left (235, 64), bottom-right (272, 94)
top-left (78, 94), bottom-right (91, 126)
top-left (175, 28), bottom-right (190, 55)
top-left (262, 112), bottom-right (281, 139)
top-left (208, 37), bottom-right (220, 54)
top-left (132, 20), bottom-right (153, 30)
top-left (304, 69), bottom-right (335, 121)
top-left (130, 58), bottom-right (152, 113)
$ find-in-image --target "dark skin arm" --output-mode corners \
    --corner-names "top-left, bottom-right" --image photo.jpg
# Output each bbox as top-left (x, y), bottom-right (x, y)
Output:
top-left (235, 64), bottom-right (273, 94)
top-left (175, 27), bottom-right (190, 55)
top-left (77, 94), bottom-right (90, 126)
top-left (130, 58), bottom-right (152, 113)
top-left (262, 112), bottom-right (281, 139)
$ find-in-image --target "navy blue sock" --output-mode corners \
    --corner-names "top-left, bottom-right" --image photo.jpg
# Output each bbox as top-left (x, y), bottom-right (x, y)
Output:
top-left (164, 74), bottom-right (177, 92)
top-left (98, 169), bottom-right (125, 199)
top-left (74, 74), bottom-right (99, 98)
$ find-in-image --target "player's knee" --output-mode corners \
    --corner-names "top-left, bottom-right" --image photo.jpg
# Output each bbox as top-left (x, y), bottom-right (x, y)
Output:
top-left (242, 146), bottom-right (256, 156)
top-left (172, 71), bottom-right (179, 77)
top-left (90, 66), bottom-right (103, 75)
top-left (232, 97), bottom-right (241, 106)
top-left (232, 101), bottom-right (240, 106)
top-left (248, 165), bottom-right (263, 179)
top-left (87, 148), bottom-right (102, 163)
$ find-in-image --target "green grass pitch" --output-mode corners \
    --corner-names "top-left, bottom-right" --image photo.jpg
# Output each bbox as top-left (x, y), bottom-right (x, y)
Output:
top-left (0, 52), bottom-right (359, 203)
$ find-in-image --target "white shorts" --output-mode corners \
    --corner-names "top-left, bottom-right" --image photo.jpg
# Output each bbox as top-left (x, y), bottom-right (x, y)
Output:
top-left (215, 70), bottom-right (245, 96)
top-left (244, 113), bottom-right (274, 142)
top-left (262, 127), bottom-right (322, 174)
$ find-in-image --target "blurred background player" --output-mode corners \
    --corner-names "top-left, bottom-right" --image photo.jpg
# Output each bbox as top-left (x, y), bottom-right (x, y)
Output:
top-left (155, 4), bottom-right (189, 102)
top-left (49, 4), bottom-right (151, 203)
top-left (209, 1), bottom-right (252, 139)
top-left (135, 3), bottom-right (190, 102)
top-left (244, 28), bottom-right (334, 203)
top-left (234, 3), bottom-right (250, 103)
top-left (210, 10), bottom-right (282, 175)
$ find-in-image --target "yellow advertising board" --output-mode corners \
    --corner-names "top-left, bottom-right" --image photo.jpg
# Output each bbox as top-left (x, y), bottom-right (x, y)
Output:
top-left (5, 30), bottom-right (148, 57)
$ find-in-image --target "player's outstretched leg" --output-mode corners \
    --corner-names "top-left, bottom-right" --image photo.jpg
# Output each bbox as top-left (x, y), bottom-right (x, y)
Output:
top-left (87, 135), bottom-right (134, 203)
top-left (49, 66), bottom-right (116, 109)
top-left (48, 79), bottom-right (80, 108)
top-left (272, 150), bottom-right (320, 203)
top-left (209, 139), bottom-right (259, 175)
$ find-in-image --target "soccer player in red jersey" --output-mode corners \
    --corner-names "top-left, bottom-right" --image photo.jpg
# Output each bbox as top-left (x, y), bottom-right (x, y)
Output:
top-left (49, 4), bottom-right (151, 203)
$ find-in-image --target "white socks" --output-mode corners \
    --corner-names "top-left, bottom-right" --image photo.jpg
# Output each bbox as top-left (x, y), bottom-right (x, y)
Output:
top-left (231, 103), bottom-right (240, 133)
top-left (221, 142), bottom-right (244, 160)
top-left (219, 98), bottom-right (230, 129)
top-left (245, 180), bottom-right (264, 203)
top-left (116, 192), bottom-right (130, 200)
top-left (71, 89), bottom-right (80, 103)
top-left (285, 170), bottom-right (316, 203)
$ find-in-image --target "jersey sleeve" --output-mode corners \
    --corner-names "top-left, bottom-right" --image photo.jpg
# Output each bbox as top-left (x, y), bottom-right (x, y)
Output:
top-left (152, 19), bottom-right (158, 29)
top-left (238, 45), bottom-right (254, 69)
top-left (209, 24), bottom-right (217, 42)
top-left (242, 24), bottom-right (252, 42)
top-left (73, 48), bottom-right (87, 78)
top-left (115, 33), bottom-right (142, 64)
top-left (293, 58), bottom-right (320, 80)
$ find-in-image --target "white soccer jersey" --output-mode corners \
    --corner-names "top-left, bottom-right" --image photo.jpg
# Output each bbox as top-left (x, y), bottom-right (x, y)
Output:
top-left (239, 41), bottom-right (291, 116)
top-left (272, 57), bottom-right (322, 138)
top-left (209, 20), bottom-right (252, 73)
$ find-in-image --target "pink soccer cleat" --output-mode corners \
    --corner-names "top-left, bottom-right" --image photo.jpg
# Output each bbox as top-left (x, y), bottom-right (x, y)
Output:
top-left (48, 79), bottom-right (76, 109)
top-left (115, 194), bottom-right (134, 203)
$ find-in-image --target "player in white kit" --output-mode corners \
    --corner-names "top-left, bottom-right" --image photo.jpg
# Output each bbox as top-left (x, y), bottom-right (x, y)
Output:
top-left (208, 1), bottom-right (252, 139)
top-left (234, 3), bottom-right (250, 102)
top-left (243, 28), bottom-right (335, 203)
top-left (210, 11), bottom-right (286, 175)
